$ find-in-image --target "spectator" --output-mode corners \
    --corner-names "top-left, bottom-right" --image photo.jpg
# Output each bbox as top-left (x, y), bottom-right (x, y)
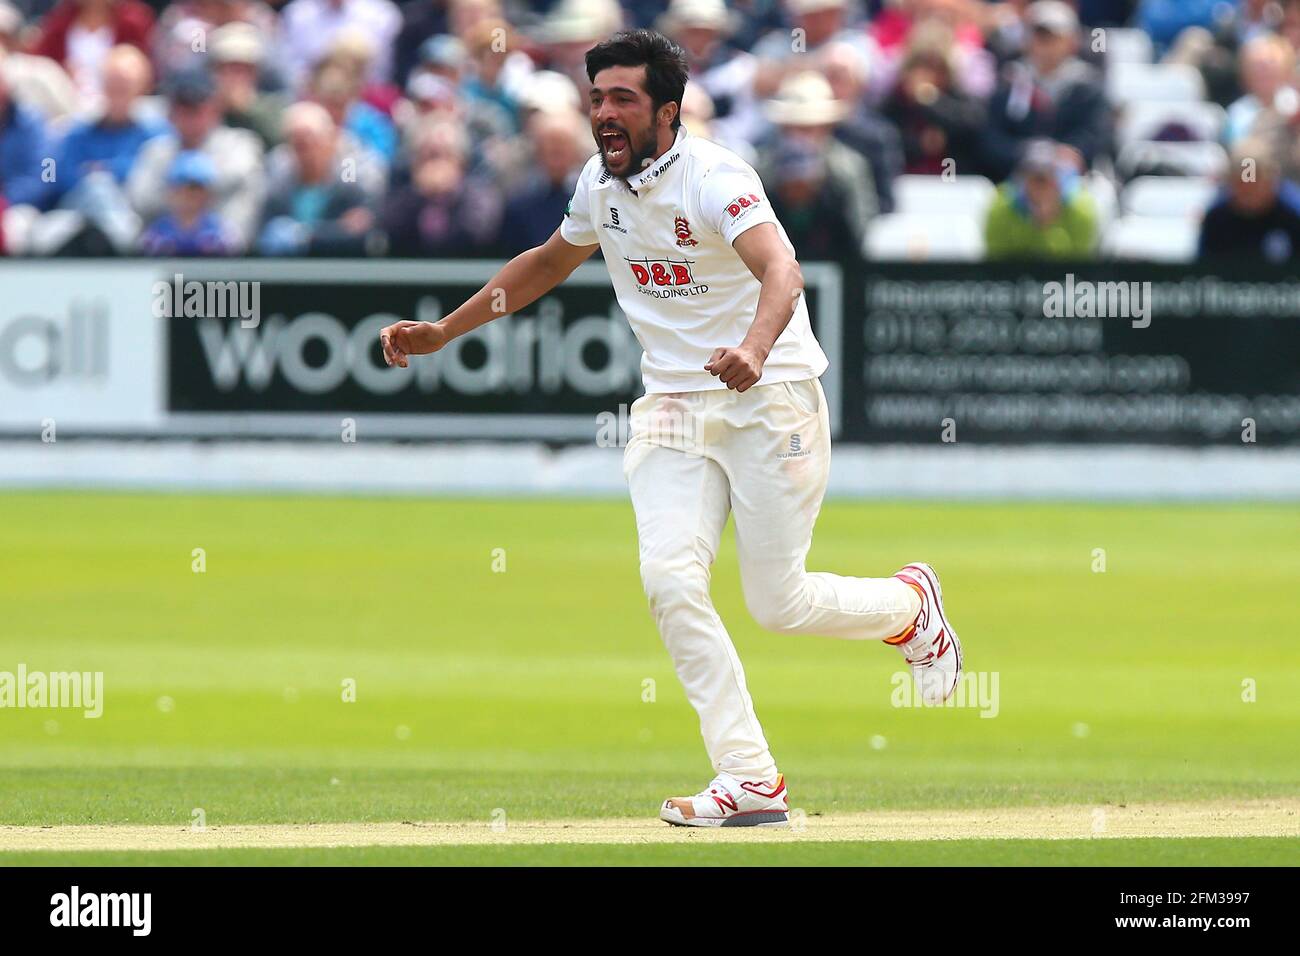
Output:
top-left (211, 21), bottom-right (287, 149)
top-left (1199, 138), bottom-right (1300, 262)
top-left (868, 0), bottom-right (996, 100)
top-left (1225, 33), bottom-right (1296, 146)
top-left (380, 116), bottom-right (501, 255)
top-left (764, 135), bottom-right (864, 259)
top-left (882, 20), bottom-right (985, 176)
top-left (752, 0), bottom-right (876, 99)
top-left (0, 0), bottom-right (79, 119)
top-left (0, 49), bottom-right (54, 210)
top-left (153, 0), bottom-right (280, 84)
top-left (662, 0), bottom-right (762, 147)
top-left (496, 106), bottom-right (586, 254)
top-left (754, 71), bottom-right (876, 252)
top-left (980, 0), bottom-right (1109, 181)
top-left (277, 0), bottom-right (402, 91)
top-left (127, 66), bottom-right (265, 249)
top-left (984, 138), bottom-right (1097, 259)
top-left (817, 40), bottom-right (903, 213)
top-left (535, 0), bottom-right (624, 94)
top-left (46, 44), bottom-right (163, 250)
top-left (28, 0), bottom-right (154, 96)
top-left (311, 56), bottom-right (398, 164)
top-left (460, 17), bottom-right (518, 130)
top-left (393, 0), bottom-right (450, 88)
top-left (138, 149), bottom-right (240, 254)
top-left (330, 29), bottom-right (404, 117)
top-left (258, 101), bottom-right (378, 255)
top-left (54, 44), bottom-right (164, 198)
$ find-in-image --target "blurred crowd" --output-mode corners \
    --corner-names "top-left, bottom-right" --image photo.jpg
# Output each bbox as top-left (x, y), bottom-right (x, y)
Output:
top-left (2, 0), bottom-right (1300, 261)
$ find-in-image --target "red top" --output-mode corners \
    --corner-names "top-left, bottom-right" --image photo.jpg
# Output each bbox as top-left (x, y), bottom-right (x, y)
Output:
top-left (29, 0), bottom-right (156, 65)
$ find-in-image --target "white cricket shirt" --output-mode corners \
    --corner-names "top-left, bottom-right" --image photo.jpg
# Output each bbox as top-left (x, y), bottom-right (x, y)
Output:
top-left (560, 126), bottom-right (829, 393)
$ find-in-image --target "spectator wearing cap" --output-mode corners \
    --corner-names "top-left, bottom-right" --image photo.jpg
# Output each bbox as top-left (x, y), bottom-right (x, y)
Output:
top-left (257, 101), bottom-right (379, 256)
top-left (882, 19), bottom-right (985, 176)
top-left (0, 0), bottom-right (79, 119)
top-left (754, 71), bottom-right (877, 251)
top-left (980, 0), bottom-right (1109, 182)
top-left (380, 116), bottom-right (502, 256)
top-left (127, 66), bottom-right (265, 249)
top-left (765, 135), bottom-right (865, 259)
top-left (277, 0), bottom-right (402, 92)
top-left (984, 138), bottom-right (1097, 259)
top-left (153, 0), bottom-right (280, 84)
top-left (496, 107), bottom-right (587, 255)
top-left (818, 40), bottom-right (904, 214)
top-left (660, 0), bottom-right (764, 148)
top-left (535, 0), bottom-right (625, 93)
top-left (27, 0), bottom-right (154, 96)
top-left (752, 0), bottom-right (878, 102)
top-left (310, 56), bottom-right (397, 164)
top-left (0, 48), bottom-right (55, 209)
top-left (1199, 139), bottom-right (1300, 262)
top-left (211, 21), bottom-right (287, 149)
top-left (138, 149), bottom-right (240, 255)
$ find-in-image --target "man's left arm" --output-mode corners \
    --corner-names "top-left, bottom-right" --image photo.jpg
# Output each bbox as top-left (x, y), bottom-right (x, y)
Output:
top-left (705, 222), bottom-right (803, 392)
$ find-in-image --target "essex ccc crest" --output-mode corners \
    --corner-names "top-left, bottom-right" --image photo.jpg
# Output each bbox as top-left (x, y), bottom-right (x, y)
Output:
top-left (674, 216), bottom-right (699, 247)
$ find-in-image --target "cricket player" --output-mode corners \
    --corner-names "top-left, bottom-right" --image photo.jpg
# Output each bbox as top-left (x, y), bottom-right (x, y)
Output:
top-left (380, 29), bottom-right (962, 828)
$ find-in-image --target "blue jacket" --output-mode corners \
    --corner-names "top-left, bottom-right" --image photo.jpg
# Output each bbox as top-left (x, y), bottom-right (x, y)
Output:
top-left (55, 115), bottom-right (168, 198)
top-left (0, 102), bottom-right (53, 208)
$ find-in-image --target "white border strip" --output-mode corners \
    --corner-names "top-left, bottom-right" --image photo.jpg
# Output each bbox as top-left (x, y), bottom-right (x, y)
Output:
top-left (2, 442), bottom-right (1296, 500)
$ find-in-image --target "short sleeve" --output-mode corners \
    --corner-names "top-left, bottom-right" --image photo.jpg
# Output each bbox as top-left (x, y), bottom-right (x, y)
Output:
top-left (696, 162), bottom-right (779, 246)
top-left (559, 159), bottom-right (600, 246)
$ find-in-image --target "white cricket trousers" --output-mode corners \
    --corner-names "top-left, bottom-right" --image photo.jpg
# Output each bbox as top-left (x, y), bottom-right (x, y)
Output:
top-left (623, 377), bottom-right (922, 784)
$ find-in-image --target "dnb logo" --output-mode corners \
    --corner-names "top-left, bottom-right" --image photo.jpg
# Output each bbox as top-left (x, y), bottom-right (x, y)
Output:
top-left (625, 257), bottom-right (709, 298)
top-left (726, 193), bottom-right (763, 218)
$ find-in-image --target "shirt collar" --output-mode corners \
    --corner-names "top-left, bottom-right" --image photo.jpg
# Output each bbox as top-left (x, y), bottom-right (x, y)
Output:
top-left (624, 126), bottom-right (688, 195)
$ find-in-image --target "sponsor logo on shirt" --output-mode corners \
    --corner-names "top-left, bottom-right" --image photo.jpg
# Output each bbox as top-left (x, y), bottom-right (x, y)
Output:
top-left (603, 206), bottom-right (628, 233)
top-left (726, 193), bottom-right (763, 219)
top-left (674, 216), bottom-right (699, 247)
top-left (624, 257), bottom-right (709, 298)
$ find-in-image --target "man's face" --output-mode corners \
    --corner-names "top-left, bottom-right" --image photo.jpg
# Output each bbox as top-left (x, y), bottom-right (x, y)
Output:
top-left (170, 99), bottom-right (218, 146)
top-left (1028, 26), bottom-right (1075, 73)
top-left (1231, 171), bottom-right (1278, 213)
top-left (589, 64), bottom-right (665, 179)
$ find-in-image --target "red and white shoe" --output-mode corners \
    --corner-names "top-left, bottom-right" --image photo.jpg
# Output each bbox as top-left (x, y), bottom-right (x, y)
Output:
top-left (888, 562), bottom-right (963, 704)
top-left (660, 772), bottom-right (789, 828)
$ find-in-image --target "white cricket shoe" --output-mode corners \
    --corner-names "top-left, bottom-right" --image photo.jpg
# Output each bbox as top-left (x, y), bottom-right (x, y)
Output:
top-left (660, 772), bottom-right (789, 828)
top-left (890, 562), bottom-right (963, 705)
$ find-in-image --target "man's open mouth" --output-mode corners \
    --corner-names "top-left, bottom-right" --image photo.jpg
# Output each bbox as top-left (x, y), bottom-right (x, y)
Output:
top-left (600, 128), bottom-right (629, 165)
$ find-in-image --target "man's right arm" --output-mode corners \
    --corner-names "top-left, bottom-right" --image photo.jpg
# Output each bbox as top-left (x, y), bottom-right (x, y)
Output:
top-left (381, 228), bottom-right (598, 367)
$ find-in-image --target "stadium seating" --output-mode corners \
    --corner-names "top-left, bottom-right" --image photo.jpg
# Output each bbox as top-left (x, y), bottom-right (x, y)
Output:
top-left (864, 213), bottom-right (985, 262)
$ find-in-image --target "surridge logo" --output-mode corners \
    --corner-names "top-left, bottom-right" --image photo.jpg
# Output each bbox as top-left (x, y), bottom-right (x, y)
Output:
top-left (777, 432), bottom-right (809, 459)
top-left (50, 886), bottom-right (151, 936)
top-left (603, 206), bottom-right (627, 233)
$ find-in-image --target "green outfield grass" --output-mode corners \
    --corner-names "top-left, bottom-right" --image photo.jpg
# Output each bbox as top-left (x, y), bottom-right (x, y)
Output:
top-left (2, 838), bottom-right (1296, 867)
top-left (1, 492), bottom-right (1297, 865)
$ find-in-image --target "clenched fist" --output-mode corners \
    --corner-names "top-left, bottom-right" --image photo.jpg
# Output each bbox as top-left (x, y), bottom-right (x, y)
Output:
top-left (380, 320), bottom-right (449, 368)
top-left (705, 344), bottom-right (766, 392)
